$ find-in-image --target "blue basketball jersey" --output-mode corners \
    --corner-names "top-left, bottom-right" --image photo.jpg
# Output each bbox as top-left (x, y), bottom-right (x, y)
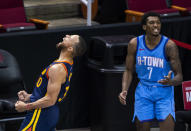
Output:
top-left (30, 60), bottom-right (73, 103)
top-left (136, 35), bottom-right (173, 87)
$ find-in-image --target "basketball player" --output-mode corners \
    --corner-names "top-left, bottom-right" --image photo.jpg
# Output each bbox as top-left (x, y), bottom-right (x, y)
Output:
top-left (119, 12), bottom-right (183, 131)
top-left (15, 35), bottom-right (87, 131)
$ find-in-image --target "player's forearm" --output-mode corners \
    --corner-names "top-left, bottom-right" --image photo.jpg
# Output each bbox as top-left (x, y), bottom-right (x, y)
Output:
top-left (26, 95), bottom-right (56, 110)
top-left (122, 70), bottom-right (133, 92)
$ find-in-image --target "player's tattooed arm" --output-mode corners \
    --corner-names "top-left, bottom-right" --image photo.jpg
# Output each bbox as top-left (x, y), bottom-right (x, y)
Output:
top-left (165, 39), bottom-right (183, 86)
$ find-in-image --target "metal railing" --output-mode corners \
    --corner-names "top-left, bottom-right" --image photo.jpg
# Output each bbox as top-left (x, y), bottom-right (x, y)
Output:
top-left (80, 0), bottom-right (93, 26)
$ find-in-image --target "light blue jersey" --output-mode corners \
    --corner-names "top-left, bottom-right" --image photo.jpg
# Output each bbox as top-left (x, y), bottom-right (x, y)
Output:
top-left (136, 35), bottom-right (172, 87)
top-left (133, 35), bottom-right (175, 122)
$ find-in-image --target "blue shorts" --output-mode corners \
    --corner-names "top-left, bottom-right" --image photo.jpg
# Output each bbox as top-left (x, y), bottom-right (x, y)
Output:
top-left (19, 105), bottom-right (59, 131)
top-left (133, 83), bottom-right (175, 122)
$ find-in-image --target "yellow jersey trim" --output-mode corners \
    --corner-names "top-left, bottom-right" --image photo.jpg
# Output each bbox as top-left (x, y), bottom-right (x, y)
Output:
top-left (32, 108), bottom-right (41, 131)
top-left (22, 109), bottom-right (38, 131)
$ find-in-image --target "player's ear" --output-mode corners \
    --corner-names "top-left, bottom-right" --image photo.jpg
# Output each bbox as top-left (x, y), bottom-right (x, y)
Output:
top-left (68, 46), bottom-right (73, 52)
top-left (143, 25), bottom-right (146, 31)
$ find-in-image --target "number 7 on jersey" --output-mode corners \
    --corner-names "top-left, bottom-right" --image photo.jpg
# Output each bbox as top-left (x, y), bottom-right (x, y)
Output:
top-left (147, 67), bottom-right (153, 79)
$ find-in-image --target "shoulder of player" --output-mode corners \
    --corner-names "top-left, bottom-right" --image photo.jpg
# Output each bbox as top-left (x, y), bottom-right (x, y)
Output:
top-left (129, 37), bottom-right (137, 44)
top-left (165, 39), bottom-right (179, 57)
top-left (166, 39), bottom-right (178, 50)
top-left (128, 37), bottom-right (137, 52)
top-left (48, 64), bottom-right (66, 76)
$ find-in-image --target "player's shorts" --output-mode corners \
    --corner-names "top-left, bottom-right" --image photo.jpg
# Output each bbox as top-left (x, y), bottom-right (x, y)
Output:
top-left (19, 105), bottom-right (59, 131)
top-left (132, 82), bottom-right (175, 122)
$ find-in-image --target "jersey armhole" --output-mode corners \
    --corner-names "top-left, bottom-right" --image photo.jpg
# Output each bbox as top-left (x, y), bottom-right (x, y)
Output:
top-left (46, 68), bottom-right (50, 79)
top-left (61, 63), bottom-right (68, 77)
top-left (136, 36), bottom-right (139, 57)
top-left (163, 38), bottom-right (169, 61)
top-left (46, 63), bottom-right (68, 79)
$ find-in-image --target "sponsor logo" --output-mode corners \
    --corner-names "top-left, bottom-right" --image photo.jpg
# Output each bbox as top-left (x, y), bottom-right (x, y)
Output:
top-left (139, 48), bottom-right (144, 51)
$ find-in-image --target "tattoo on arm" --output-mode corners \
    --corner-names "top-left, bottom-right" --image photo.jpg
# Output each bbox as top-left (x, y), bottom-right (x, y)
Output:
top-left (166, 41), bottom-right (183, 86)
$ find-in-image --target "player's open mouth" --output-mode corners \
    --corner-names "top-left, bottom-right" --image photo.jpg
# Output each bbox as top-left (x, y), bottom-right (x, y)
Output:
top-left (153, 28), bottom-right (159, 33)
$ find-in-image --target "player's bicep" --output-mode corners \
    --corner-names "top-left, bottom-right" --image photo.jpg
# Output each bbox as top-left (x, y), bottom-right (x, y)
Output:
top-left (166, 40), bottom-right (182, 75)
top-left (125, 38), bottom-right (137, 72)
top-left (46, 65), bottom-right (66, 102)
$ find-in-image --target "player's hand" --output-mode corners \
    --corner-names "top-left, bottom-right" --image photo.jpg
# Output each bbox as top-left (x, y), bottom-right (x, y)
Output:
top-left (15, 101), bottom-right (27, 112)
top-left (158, 71), bottom-right (173, 86)
top-left (118, 90), bottom-right (127, 105)
top-left (18, 90), bottom-right (29, 102)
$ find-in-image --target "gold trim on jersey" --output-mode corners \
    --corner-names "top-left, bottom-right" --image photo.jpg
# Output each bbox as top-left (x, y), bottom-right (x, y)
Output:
top-left (58, 86), bottom-right (70, 102)
top-left (22, 109), bottom-right (38, 131)
top-left (22, 109), bottom-right (41, 131)
top-left (55, 60), bottom-right (73, 65)
top-left (32, 108), bottom-right (41, 131)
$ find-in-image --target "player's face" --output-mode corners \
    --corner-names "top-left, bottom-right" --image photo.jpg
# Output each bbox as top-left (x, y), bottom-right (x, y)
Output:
top-left (58, 35), bottom-right (79, 49)
top-left (62, 35), bottom-right (79, 47)
top-left (144, 16), bottom-right (161, 37)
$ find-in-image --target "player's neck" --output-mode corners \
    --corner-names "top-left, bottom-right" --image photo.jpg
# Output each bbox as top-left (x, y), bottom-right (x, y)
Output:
top-left (57, 51), bottom-right (73, 63)
top-left (145, 35), bottom-right (161, 46)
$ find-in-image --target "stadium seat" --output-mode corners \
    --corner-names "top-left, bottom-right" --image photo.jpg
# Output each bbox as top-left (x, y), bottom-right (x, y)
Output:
top-left (0, 0), bottom-right (49, 33)
top-left (170, 0), bottom-right (191, 16)
top-left (125, 0), bottom-right (180, 22)
top-left (0, 49), bottom-right (26, 128)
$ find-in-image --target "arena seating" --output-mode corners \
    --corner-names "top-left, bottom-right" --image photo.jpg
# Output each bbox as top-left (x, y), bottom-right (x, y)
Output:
top-left (170, 0), bottom-right (191, 15)
top-left (125, 0), bottom-right (180, 22)
top-left (0, 0), bottom-right (49, 33)
top-left (0, 49), bottom-right (26, 129)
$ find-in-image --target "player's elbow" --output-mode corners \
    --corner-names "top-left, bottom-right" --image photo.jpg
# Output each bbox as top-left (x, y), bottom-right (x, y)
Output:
top-left (178, 73), bottom-right (183, 83)
top-left (179, 74), bottom-right (183, 84)
top-left (173, 73), bottom-right (183, 86)
top-left (46, 96), bottom-right (57, 107)
top-left (49, 98), bottom-right (57, 106)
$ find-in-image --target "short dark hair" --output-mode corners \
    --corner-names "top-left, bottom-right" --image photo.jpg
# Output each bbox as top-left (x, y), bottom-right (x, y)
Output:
top-left (73, 36), bottom-right (87, 57)
top-left (141, 12), bottom-right (161, 26)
